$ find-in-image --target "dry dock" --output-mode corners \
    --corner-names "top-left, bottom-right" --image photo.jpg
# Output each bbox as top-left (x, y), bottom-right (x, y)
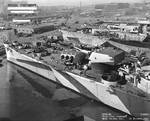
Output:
top-left (0, 59), bottom-right (134, 121)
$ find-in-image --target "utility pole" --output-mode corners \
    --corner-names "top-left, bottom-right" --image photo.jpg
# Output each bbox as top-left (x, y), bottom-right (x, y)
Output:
top-left (80, 1), bottom-right (82, 11)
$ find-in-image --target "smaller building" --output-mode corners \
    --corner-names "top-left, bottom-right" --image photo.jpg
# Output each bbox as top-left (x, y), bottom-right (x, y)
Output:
top-left (107, 23), bottom-right (139, 33)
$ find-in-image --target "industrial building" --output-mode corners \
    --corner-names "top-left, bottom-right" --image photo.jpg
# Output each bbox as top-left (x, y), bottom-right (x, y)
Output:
top-left (7, 2), bottom-right (39, 23)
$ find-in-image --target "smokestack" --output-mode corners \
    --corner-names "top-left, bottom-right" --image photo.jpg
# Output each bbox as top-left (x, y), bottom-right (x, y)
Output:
top-left (0, 0), bottom-right (11, 15)
top-left (80, 1), bottom-right (82, 10)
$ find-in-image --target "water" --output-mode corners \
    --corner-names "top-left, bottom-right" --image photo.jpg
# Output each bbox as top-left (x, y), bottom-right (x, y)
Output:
top-left (0, 59), bottom-right (133, 121)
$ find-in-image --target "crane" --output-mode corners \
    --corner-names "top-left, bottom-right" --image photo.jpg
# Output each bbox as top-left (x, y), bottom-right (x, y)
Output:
top-left (63, 9), bottom-right (74, 27)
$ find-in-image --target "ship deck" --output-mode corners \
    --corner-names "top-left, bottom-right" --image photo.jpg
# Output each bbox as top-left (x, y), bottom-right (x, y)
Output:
top-left (6, 29), bottom-right (150, 99)
top-left (10, 45), bottom-right (150, 99)
top-left (14, 46), bottom-right (100, 81)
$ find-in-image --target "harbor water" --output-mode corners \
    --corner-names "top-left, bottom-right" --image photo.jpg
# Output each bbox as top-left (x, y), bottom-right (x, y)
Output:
top-left (0, 58), bottom-right (136, 121)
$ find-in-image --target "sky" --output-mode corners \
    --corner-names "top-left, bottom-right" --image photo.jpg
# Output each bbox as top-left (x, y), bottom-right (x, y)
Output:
top-left (12, 0), bottom-right (143, 6)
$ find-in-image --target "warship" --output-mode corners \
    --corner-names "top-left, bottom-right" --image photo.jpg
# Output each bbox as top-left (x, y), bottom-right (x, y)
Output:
top-left (2, 28), bottom-right (150, 119)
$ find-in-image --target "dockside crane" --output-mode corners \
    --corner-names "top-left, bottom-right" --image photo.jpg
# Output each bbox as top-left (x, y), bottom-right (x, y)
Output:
top-left (62, 9), bottom-right (74, 27)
